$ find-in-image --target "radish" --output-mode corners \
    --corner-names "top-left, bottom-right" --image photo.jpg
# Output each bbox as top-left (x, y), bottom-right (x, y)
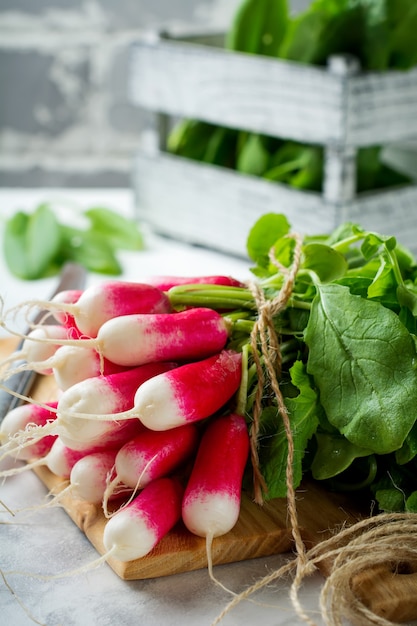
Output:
top-left (0, 401), bottom-right (58, 460)
top-left (102, 477), bottom-right (184, 561)
top-left (53, 349), bottom-right (242, 434)
top-left (107, 424), bottom-right (199, 492)
top-left (47, 344), bottom-right (130, 391)
top-left (74, 307), bottom-right (231, 367)
top-left (182, 413), bottom-right (249, 540)
top-left (181, 412), bottom-right (249, 590)
top-left (55, 362), bottom-right (177, 447)
top-left (1, 362), bottom-right (177, 454)
top-left (133, 349), bottom-right (242, 431)
top-left (49, 281), bottom-right (172, 337)
top-left (145, 275), bottom-right (244, 291)
top-left (50, 289), bottom-right (83, 331)
top-left (69, 450), bottom-right (128, 504)
top-left (0, 436), bottom-right (104, 479)
top-left (58, 417), bottom-right (143, 453)
top-left (4, 307), bottom-right (231, 370)
top-left (0, 324), bottom-right (74, 376)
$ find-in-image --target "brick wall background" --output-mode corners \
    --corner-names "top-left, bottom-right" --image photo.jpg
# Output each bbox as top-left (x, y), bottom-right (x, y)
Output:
top-left (0, 0), bottom-right (310, 188)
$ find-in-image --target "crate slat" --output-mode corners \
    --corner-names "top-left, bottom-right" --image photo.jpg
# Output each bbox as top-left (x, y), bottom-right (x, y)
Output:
top-left (133, 150), bottom-right (417, 255)
top-left (128, 37), bottom-right (345, 145)
top-left (347, 70), bottom-right (417, 146)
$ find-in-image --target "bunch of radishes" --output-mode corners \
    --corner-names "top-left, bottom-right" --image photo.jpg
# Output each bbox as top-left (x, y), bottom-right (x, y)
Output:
top-left (0, 277), bottom-right (251, 563)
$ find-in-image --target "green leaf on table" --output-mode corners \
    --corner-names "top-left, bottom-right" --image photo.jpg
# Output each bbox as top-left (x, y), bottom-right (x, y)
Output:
top-left (304, 283), bottom-right (417, 454)
top-left (3, 204), bottom-right (61, 280)
top-left (59, 225), bottom-right (122, 275)
top-left (85, 207), bottom-right (144, 251)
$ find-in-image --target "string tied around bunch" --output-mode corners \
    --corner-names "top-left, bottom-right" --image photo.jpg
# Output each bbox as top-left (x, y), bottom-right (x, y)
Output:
top-left (247, 232), bottom-right (305, 565)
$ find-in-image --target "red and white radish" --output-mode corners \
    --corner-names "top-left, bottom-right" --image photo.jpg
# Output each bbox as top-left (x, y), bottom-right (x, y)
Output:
top-left (69, 450), bottom-right (127, 504)
top-left (107, 424), bottom-right (199, 493)
top-left (58, 417), bottom-right (143, 453)
top-left (0, 324), bottom-right (74, 376)
top-left (50, 289), bottom-right (83, 332)
top-left (49, 344), bottom-right (130, 391)
top-left (182, 413), bottom-right (249, 540)
top-left (0, 436), bottom-right (103, 479)
top-left (133, 349), bottom-right (242, 431)
top-left (77, 307), bottom-right (231, 367)
top-left (102, 477), bottom-right (184, 561)
top-left (55, 362), bottom-right (177, 447)
top-left (49, 281), bottom-right (172, 337)
top-left (0, 401), bottom-right (58, 460)
top-left (52, 349), bottom-right (242, 435)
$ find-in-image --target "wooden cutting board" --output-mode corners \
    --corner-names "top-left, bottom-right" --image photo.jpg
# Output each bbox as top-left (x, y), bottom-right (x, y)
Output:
top-left (2, 338), bottom-right (417, 622)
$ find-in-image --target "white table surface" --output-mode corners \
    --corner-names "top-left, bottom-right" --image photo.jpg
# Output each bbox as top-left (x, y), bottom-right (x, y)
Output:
top-left (0, 188), bottom-right (384, 626)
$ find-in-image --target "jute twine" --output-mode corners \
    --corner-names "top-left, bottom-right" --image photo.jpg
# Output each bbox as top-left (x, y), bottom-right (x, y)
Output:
top-left (214, 234), bottom-right (417, 625)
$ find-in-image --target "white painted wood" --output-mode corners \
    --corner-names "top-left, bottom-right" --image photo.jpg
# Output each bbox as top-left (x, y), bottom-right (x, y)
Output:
top-left (347, 69), bottom-right (417, 146)
top-left (128, 31), bottom-right (417, 147)
top-left (133, 149), bottom-right (417, 256)
top-left (348, 185), bottom-right (417, 253)
top-left (128, 36), bottom-right (344, 145)
top-left (129, 30), bottom-right (417, 256)
top-left (324, 56), bottom-right (360, 204)
top-left (133, 150), bottom-right (328, 258)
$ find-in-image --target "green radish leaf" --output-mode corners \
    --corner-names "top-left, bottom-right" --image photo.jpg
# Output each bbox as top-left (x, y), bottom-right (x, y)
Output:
top-left (311, 432), bottom-right (372, 480)
top-left (85, 207), bottom-right (144, 251)
top-left (397, 284), bottom-right (417, 317)
top-left (361, 231), bottom-right (396, 260)
top-left (376, 488), bottom-right (406, 512)
top-left (302, 243), bottom-right (348, 283)
top-left (304, 283), bottom-right (417, 454)
top-left (395, 421), bottom-right (417, 465)
top-left (405, 491), bottom-right (417, 513)
top-left (246, 213), bottom-right (290, 267)
top-left (259, 361), bottom-right (320, 499)
top-left (4, 204), bottom-right (61, 279)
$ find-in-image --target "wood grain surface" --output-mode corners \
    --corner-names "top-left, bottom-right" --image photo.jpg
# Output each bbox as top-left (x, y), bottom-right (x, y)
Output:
top-left (2, 338), bottom-right (417, 622)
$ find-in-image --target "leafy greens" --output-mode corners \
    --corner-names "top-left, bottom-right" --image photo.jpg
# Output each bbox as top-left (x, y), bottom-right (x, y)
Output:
top-left (168, 213), bottom-right (417, 510)
top-left (3, 202), bottom-right (144, 280)
top-left (167, 0), bottom-right (417, 194)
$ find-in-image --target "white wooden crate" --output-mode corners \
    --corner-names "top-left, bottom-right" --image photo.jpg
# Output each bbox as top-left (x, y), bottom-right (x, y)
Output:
top-left (128, 29), bottom-right (417, 257)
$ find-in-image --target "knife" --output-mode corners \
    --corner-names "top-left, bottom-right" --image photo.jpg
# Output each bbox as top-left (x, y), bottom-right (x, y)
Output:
top-left (0, 262), bottom-right (87, 423)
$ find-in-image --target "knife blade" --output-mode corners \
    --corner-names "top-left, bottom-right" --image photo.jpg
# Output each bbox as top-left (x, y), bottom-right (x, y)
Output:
top-left (0, 262), bottom-right (87, 422)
